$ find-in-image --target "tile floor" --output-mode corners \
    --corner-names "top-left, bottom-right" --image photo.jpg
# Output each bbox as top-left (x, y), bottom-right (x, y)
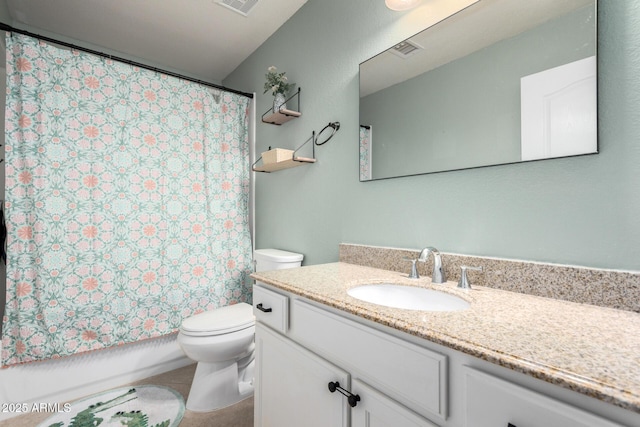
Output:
top-left (0, 364), bottom-right (254, 426)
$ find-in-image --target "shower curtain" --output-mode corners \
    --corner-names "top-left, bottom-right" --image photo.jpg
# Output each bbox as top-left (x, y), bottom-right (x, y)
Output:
top-left (359, 125), bottom-right (372, 181)
top-left (1, 34), bottom-right (253, 366)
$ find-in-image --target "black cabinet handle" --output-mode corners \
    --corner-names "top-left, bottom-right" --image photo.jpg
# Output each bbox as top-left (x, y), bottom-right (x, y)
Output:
top-left (256, 303), bottom-right (272, 313)
top-left (508, 424), bottom-right (517, 427)
top-left (328, 381), bottom-right (361, 408)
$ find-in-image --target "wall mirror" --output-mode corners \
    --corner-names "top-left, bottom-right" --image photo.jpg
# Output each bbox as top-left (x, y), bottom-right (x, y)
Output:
top-left (359, 0), bottom-right (597, 181)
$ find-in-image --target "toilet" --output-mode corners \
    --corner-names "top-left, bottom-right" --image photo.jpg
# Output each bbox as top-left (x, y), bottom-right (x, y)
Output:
top-left (177, 248), bottom-right (303, 412)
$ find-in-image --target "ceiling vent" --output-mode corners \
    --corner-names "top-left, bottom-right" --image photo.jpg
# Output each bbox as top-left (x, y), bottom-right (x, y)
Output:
top-left (216, 0), bottom-right (259, 16)
top-left (389, 39), bottom-right (423, 59)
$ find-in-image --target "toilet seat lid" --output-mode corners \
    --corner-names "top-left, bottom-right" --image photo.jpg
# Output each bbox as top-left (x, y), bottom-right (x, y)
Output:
top-left (181, 302), bottom-right (255, 336)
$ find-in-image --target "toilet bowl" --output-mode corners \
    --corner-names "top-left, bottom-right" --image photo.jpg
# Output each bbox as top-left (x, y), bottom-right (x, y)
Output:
top-left (177, 302), bottom-right (256, 412)
top-left (178, 248), bottom-right (304, 412)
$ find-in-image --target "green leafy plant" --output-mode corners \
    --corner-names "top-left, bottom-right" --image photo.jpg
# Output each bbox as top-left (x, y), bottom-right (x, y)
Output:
top-left (263, 66), bottom-right (295, 96)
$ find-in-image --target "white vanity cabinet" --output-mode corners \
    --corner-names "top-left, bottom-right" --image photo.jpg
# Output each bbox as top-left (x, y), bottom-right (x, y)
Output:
top-left (463, 367), bottom-right (623, 427)
top-left (253, 284), bottom-right (441, 427)
top-left (253, 283), bottom-right (636, 427)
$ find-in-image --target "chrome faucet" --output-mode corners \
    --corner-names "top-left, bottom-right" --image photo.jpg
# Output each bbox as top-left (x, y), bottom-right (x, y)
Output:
top-left (417, 247), bottom-right (446, 284)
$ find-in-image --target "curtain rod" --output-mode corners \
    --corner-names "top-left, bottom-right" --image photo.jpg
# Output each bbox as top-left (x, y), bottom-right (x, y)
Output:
top-left (0, 22), bottom-right (254, 99)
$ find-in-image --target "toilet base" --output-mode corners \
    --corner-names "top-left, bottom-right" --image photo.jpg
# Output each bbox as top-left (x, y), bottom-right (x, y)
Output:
top-left (186, 356), bottom-right (255, 412)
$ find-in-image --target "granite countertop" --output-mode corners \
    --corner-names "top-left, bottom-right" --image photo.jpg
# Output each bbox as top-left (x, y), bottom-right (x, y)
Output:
top-left (250, 262), bottom-right (640, 414)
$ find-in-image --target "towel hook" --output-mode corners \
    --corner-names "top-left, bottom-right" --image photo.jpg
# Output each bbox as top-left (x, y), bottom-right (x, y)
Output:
top-left (314, 121), bottom-right (340, 146)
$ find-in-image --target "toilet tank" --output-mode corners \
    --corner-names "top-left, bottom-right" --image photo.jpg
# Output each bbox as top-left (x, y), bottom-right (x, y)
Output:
top-left (254, 249), bottom-right (303, 272)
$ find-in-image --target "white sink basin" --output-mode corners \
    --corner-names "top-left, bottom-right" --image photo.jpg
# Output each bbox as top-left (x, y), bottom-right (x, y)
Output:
top-left (347, 284), bottom-right (470, 312)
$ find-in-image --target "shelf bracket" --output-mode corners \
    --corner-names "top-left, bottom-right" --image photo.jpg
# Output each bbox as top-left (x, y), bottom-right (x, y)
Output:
top-left (292, 131), bottom-right (315, 163)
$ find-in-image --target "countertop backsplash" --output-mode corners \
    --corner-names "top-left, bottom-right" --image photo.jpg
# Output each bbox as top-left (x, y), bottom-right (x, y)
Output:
top-left (339, 243), bottom-right (640, 313)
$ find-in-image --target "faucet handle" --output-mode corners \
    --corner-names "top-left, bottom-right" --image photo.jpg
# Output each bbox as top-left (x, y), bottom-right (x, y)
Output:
top-left (404, 258), bottom-right (420, 279)
top-left (458, 265), bottom-right (483, 289)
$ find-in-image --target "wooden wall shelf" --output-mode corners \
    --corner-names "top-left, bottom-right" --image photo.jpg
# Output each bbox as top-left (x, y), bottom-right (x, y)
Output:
top-left (252, 156), bottom-right (316, 173)
top-left (261, 88), bottom-right (302, 125)
top-left (262, 109), bottom-right (301, 125)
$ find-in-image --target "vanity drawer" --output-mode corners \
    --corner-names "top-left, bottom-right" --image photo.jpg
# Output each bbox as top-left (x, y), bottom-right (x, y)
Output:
top-left (291, 299), bottom-right (448, 422)
top-left (253, 284), bottom-right (289, 333)
top-left (464, 367), bottom-right (622, 427)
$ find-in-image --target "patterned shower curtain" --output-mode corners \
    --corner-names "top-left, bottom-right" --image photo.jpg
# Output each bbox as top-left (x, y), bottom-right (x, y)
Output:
top-left (1, 34), bottom-right (253, 366)
top-left (359, 125), bottom-right (372, 181)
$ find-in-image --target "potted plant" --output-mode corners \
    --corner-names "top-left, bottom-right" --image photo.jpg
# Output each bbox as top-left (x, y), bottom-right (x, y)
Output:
top-left (264, 66), bottom-right (295, 113)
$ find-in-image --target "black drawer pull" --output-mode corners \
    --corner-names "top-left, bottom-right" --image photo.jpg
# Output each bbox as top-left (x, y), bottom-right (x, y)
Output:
top-left (256, 303), bottom-right (272, 313)
top-left (508, 424), bottom-right (517, 427)
top-left (328, 381), bottom-right (361, 408)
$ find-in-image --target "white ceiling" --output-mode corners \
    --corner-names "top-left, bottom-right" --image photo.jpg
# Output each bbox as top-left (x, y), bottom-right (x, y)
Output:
top-left (4, 0), bottom-right (308, 82)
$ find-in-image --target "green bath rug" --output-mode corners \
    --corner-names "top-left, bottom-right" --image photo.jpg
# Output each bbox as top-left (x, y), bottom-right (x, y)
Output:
top-left (38, 384), bottom-right (185, 427)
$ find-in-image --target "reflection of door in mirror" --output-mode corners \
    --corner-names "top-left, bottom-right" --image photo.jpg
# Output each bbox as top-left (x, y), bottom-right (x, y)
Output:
top-left (520, 56), bottom-right (597, 161)
top-left (359, 125), bottom-right (372, 181)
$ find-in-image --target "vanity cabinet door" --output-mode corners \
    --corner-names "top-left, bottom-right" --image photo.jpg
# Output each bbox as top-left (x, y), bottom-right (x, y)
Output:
top-left (254, 323), bottom-right (349, 427)
top-left (464, 367), bottom-right (623, 427)
top-left (351, 379), bottom-right (439, 427)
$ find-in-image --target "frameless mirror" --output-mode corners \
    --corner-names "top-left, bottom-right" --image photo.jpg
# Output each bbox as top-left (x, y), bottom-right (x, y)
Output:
top-left (359, 0), bottom-right (597, 181)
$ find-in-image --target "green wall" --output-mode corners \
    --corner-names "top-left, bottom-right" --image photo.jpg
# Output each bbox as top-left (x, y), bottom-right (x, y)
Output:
top-left (224, 0), bottom-right (640, 271)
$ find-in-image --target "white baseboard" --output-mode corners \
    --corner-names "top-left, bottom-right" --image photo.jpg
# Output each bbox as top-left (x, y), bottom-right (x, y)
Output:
top-left (0, 334), bottom-right (192, 421)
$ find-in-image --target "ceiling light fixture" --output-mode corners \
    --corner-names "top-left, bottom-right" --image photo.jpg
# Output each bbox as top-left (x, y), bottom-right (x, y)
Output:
top-left (385, 0), bottom-right (422, 11)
